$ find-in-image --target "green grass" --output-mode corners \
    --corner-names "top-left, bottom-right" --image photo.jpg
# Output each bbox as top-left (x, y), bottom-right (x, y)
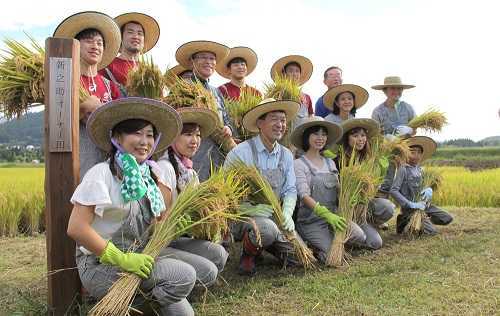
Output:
top-left (433, 146), bottom-right (500, 160)
top-left (1, 207), bottom-right (499, 315)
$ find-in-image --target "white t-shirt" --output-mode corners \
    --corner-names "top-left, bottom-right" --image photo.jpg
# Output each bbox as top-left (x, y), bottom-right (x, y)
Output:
top-left (70, 161), bottom-right (170, 254)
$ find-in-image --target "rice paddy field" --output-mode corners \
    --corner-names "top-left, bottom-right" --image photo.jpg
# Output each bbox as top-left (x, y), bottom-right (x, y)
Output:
top-left (0, 149), bottom-right (499, 315)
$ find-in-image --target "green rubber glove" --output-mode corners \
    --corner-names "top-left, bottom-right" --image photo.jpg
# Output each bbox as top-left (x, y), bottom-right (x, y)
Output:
top-left (176, 214), bottom-right (193, 233)
top-left (99, 241), bottom-right (154, 279)
top-left (313, 203), bottom-right (347, 231)
top-left (240, 202), bottom-right (274, 218)
top-left (322, 149), bottom-right (337, 159)
top-left (282, 196), bottom-right (297, 232)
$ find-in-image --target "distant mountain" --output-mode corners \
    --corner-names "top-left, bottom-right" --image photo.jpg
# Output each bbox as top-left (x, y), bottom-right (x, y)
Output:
top-left (480, 136), bottom-right (500, 146)
top-left (0, 111), bottom-right (43, 145)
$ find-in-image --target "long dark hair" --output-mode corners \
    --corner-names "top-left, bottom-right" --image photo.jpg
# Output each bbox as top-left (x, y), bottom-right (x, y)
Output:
top-left (341, 127), bottom-right (370, 164)
top-left (167, 123), bottom-right (199, 193)
top-left (332, 91), bottom-right (357, 116)
top-left (109, 119), bottom-right (158, 179)
top-left (302, 125), bottom-right (328, 152)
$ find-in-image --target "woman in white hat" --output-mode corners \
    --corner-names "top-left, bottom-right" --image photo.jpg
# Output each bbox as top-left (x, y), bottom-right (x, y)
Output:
top-left (67, 98), bottom-right (197, 315)
top-left (291, 116), bottom-right (367, 263)
top-left (335, 118), bottom-right (395, 250)
top-left (53, 11), bottom-right (122, 177)
top-left (100, 12), bottom-right (161, 93)
top-left (157, 107), bottom-right (229, 287)
top-left (323, 84), bottom-right (369, 124)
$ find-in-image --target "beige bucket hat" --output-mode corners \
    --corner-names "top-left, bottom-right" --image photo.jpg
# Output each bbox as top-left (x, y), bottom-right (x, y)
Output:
top-left (372, 76), bottom-right (415, 90)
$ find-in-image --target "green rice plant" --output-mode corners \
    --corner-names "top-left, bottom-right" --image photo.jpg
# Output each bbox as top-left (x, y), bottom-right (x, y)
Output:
top-left (263, 73), bottom-right (301, 102)
top-left (408, 108), bottom-right (448, 134)
top-left (126, 55), bottom-right (164, 99)
top-left (224, 89), bottom-right (262, 141)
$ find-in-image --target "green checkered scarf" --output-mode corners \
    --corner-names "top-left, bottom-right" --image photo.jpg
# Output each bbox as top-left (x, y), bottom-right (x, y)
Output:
top-left (116, 152), bottom-right (166, 217)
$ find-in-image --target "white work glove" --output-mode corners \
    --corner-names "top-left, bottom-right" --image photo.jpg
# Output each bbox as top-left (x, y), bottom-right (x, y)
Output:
top-left (282, 196), bottom-right (297, 232)
top-left (420, 187), bottom-right (433, 203)
top-left (395, 125), bottom-right (414, 137)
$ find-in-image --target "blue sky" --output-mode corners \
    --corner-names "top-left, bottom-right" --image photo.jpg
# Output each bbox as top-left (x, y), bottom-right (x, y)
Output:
top-left (1, 0), bottom-right (499, 141)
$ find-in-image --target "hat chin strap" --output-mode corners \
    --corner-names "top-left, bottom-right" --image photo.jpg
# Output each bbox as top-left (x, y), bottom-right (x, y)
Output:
top-left (110, 132), bottom-right (162, 163)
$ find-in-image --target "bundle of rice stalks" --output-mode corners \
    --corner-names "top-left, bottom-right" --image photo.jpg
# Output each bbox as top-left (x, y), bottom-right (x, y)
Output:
top-left (326, 149), bottom-right (377, 267)
top-left (89, 169), bottom-right (247, 316)
top-left (164, 70), bottom-right (237, 153)
top-left (0, 35), bottom-right (44, 118)
top-left (408, 108), bottom-right (448, 134)
top-left (404, 167), bottom-right (444, 236)
top-left (188, 166), bottom-right (249, 242)
top-left (225, 89), bottom-right (262, 141)
top-left (126, 55), bottom-right (164, 99)
top-left (263, 72), bottom-right (301, 102)
top-left (228, 160), bottom-right (317, 269)
top-left (376, 135), bottom-right (411, 166)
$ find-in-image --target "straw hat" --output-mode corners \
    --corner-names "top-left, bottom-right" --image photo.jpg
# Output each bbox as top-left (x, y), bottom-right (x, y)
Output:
top-left (114, 12), bottom-right (160, 53)
top-left (242, 98), bottom-right (300, 133)
top-left (407, 136), bottom-right (437, 162)
top-left (322, 84), bottom-right (369, 111)
top-left (291, 116), bottom-right (343, 150)
top-left (175, 40), bottom-right (230, 69)
top-left (177, 107), bottom-right (219, 138)
top-left (86, 97), bottom-right (182, 153)
top-left (215, 46), bottom-right (258, 79)
top-left (53, 11), bottom-right (121, 70)
top-left (270, 55), bottom-right (313, 86)
top-left (340, 118), bottom-right (380, 141)
top-left (165, 64), bottom-right (193, 88)
top-left (371, 76), bottom-right (415, 90)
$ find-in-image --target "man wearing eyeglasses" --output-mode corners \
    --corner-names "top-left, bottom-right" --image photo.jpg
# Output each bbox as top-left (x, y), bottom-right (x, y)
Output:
top-left (175, 41), bottom-right (235, 181)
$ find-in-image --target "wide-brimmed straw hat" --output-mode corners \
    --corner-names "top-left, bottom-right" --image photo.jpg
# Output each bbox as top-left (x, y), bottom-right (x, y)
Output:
top-left (339, 118), bottom-right (380, 141)
top-left (407, 136), bottom-right (437, 162)
top-left (86, 97), bottom-right (182, 153)
top-left (53, 11), bottom-right (121, 70)
top-left (242, 98), bottom-right (300, 133)
top-left (114, 12), bottom-right (160, 53)
top-left (177, 107), bottom-right (219, 138)
top-left (270, 55), bottom-right (313, 86)
top-left (215, 46), bottom-right (258, 79)
top-left (323, 84), bottom-right (369, 111)
top-left (291, 116), bottom-right (343, 150)
top-left (165, 64), bottom-right (193, 88)
top-left (175, 40), bottom-right (230, 69)
top-left (371, 76), bottom-right (415, 90)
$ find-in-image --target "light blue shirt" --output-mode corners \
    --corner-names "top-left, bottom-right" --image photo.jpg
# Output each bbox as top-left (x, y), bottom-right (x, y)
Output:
top-left (371, 101), bottom-right (416, 135)
top-left (224, 135), bottom-right (297, 200)
top-left (324, 113), bottom-right (354, 124)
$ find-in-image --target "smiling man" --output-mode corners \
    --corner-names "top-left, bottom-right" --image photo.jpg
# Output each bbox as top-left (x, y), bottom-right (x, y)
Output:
top-left (224, 98), bottom-right (300, 276)
top-left (216, 46), bottom-right (261, 100)
top-left (99, 13), bottom-right (160, 94)
top-left (175, 40), bottom-right (234, 181)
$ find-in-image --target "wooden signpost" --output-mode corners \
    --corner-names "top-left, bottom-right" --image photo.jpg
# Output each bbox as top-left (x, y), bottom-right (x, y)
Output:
top-left (44, 37), bottom-right (81, 315)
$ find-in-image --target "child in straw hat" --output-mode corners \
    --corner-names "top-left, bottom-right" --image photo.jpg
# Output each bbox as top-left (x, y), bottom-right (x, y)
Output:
top-left (67, 97), bottom-right (198, 315)
top-left (53, 11), bottom-right (122, 177)
top-left (271, 55), bottom-right (314, 129)
top-left (323, 83), bottom-right (369, 124)
top-left (217, 46), bottom-right (262, 100)
top-left (224, 98), bottom-right (300, 275)
top-left (291, 116), bottom-right (371, 263)
top-left (335, 118), bottom-right (396, 249)
top-left (99, 12), bottom-right (161, 93)
top-left (390, 136), bottom-right (453, 235)
top-left (157, 107), bottom-right (229, 287)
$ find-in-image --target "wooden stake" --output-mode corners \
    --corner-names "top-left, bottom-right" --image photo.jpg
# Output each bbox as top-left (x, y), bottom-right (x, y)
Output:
top-left (44, 37), bottom-right (81, 315)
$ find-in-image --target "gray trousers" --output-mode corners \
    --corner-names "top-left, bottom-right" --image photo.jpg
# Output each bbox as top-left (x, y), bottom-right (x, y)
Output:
top-left (296, 221), bottom-right (367, 264)
top-left (164, 237), bottom-right (228, 287)
top-left (368, 198), bottom-right (395, 225)
top-left (76, 250), bottom-right (196, 316)
top-left (397, 205), bottom-right (453, 235)
top-left (232, 216), bottom-right (295, 259)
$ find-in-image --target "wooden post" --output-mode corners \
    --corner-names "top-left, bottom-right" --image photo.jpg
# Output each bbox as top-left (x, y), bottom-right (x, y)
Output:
top-left (44, 37), bottom-right (81, 315)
